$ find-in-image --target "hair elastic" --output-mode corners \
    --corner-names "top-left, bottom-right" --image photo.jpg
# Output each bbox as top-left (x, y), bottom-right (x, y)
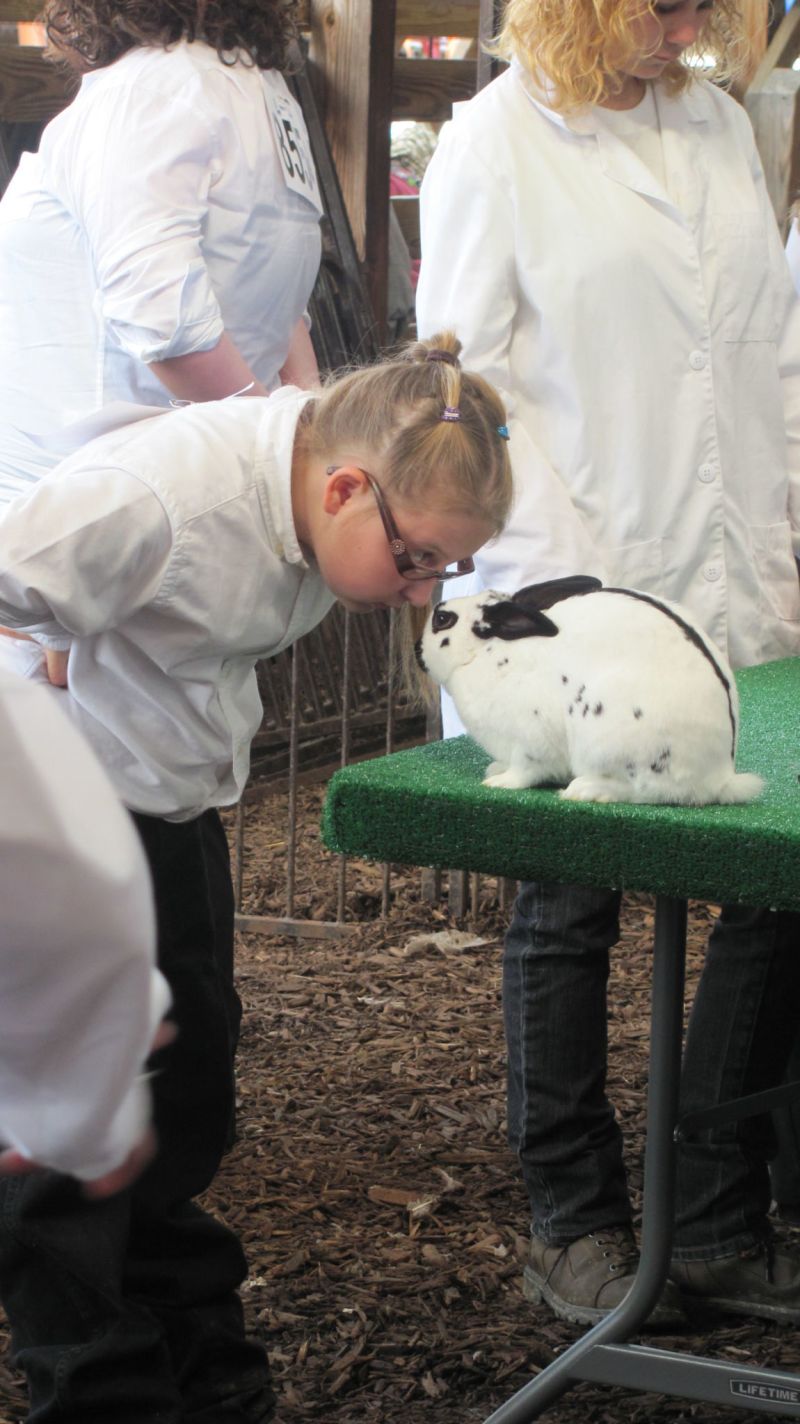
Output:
top-left (496, 424), bottom-right (510, 440)
top-left (441, 406), bottom-right (461, 423)
top-left (425, 348), bottom-right (459, 366)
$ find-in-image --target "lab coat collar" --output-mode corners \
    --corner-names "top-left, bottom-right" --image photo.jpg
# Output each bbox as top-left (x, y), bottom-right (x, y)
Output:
top-left (254, 385), bottom-right (314, 568)
top-left (514, 60), bottom-right (709, 208)
top-left (513, 58), bottom-right (709, 134)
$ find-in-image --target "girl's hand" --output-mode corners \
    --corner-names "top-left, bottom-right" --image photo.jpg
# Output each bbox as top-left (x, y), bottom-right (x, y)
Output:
top-left (0, 627), bottom-right (69, 686)
top-left (0, 1130), bottom-right (157, 1199)
top-left (0, 1021), bottom-right (176, 1196)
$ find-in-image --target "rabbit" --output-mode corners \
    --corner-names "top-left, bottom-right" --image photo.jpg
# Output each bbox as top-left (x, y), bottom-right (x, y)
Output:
top-left (415, 575), bottom-right (763, 806)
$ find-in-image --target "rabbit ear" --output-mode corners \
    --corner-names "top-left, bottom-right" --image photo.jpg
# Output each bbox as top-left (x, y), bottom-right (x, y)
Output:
top-left (476, 599), bottom-right (560, 641)
top-left (512, 575), bottom-right (602, 613)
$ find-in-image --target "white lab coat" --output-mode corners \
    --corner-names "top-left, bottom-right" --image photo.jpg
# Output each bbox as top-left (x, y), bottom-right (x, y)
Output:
top-left (787, 220), bottom-right (800, 295)
top-left (0, 387), bottom-right (335, 819)
top-left (0, 669), bottom-right (170, 1180)
top-left (0, 41), bottom-right (322, 497)
top-left (417, 64), bottom-right (800, 675)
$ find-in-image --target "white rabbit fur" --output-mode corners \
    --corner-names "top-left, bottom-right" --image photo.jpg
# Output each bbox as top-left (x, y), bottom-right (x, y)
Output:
top-left (417, 582), bottom-right (763, 806)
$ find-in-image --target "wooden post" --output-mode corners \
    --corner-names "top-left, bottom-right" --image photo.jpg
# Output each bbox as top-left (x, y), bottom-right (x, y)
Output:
top-left (307, 0), bottom-right (397, 340)
top-left (476, 0), bottom-right (504, 92)
top-left (744, 2), bottom-right (800, 235)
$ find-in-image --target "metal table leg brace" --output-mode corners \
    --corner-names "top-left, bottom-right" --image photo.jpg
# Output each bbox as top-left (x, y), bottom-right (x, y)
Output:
top-left (483, 897), bottom-right (800, 1423)
top-left (321, 659), bottom-right (800, 1421)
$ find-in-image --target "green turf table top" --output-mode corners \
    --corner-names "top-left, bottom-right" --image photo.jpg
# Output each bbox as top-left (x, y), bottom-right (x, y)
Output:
top-left (321, 657), bottom-right (800, 911)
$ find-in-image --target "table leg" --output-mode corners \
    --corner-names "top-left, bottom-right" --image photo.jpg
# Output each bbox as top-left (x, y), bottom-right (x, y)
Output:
top-left (481, 895), bottom-right (688, 1423)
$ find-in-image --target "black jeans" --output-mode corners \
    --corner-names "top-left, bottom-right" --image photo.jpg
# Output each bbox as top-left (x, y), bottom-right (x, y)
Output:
top-left (771, 1032), bottom-right (800, 1208)
top-left (0, 810), bottom-right (273, 1423)
top-left (504, 882), bottom-right (800, 1257)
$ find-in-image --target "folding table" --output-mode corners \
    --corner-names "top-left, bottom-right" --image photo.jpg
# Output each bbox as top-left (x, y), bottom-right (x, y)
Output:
top-left (321, 656), bottom-right (800, 1420)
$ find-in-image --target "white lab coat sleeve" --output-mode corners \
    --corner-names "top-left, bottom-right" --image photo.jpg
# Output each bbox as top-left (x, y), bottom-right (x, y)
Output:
top-left (776, 217), bottom-right (800, 555)
top-left (786, 221), bottom-right (800, 297)
top-left (0, 671), bottom-right (170, 1179)
top-left (64, 80), bottom-right (225, 363)
top-left (416, 126), bottom-right (607, 595)
top-left (0, 464), bottom-right (172, 643)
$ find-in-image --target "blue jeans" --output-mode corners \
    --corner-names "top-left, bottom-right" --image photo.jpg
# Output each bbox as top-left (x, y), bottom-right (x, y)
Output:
top-left (0, 810), bottom-right (273, 1423)
top-left (771, 1032), bottom-right (800, 1207)
top-left (503, 882), bottom-right (800, 1259)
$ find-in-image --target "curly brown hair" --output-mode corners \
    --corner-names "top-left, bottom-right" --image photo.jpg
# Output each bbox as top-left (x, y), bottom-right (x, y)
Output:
top-left (43, 0), bottom-right (300, 71)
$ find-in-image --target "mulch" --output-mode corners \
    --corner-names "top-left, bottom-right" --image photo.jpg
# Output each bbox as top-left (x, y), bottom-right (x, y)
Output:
top-left (1, 781), bottom-right (798, 1423)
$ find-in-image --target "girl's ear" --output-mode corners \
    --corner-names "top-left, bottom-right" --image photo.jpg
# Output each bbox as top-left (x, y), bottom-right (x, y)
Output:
top-left (322, 465), bottom-right (369, 516)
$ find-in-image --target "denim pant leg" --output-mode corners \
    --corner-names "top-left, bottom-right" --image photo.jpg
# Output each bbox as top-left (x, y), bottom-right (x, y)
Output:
top-left (769, 1027), bottom-right (800, 1208)
top-left (130, 811), bottom-right (273, 1421)
top-left (0, 1172), bottom-right (182, 1423)
top-left (504, 880), bottom-right (630, 1243)
top-left (673, 905), bottom-right (800, 1259)
top-left (0, 809), bottom-right (273, 1423)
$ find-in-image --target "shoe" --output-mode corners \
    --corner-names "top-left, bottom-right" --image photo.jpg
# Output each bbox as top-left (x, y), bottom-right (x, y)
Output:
top-left (671, 1239), bottom-right (800, 1323)
top-left (523, 1225), bottom-right (686, 1327)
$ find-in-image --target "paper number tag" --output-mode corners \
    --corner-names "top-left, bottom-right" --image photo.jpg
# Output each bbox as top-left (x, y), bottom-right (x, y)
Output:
top-left (265, 83), bottom-right (321, 212)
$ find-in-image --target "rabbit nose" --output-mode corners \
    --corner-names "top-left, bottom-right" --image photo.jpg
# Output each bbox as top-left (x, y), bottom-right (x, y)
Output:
top-left (432, 606), bottom-right (458, 632)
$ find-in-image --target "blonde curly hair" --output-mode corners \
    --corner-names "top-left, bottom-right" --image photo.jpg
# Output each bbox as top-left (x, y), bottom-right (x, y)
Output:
top-left (493, 0), bottom-right (752, 112)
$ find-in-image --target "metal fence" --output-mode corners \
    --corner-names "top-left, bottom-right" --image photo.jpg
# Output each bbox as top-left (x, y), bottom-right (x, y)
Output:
top-left (231, 603), bottom-right (515, 939)
top-left (233, 604), bottom-right (409, 940)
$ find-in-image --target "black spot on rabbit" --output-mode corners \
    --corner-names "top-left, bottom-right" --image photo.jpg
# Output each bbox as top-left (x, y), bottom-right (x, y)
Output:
top-left (593, 702), bottom-right (603, 716)
top-left (570, 684), bottom-right (587, 715)
top-left (633, 707), bottom-right (643, 720)
top-left (650, 747), bottom-right (672, 774)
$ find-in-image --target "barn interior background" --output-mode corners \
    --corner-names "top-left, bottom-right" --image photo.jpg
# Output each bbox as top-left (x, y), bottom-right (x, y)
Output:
top-left (1, 5), bottom-right (800, 1421)
top-left (2, 0), bottom-right (797, 931)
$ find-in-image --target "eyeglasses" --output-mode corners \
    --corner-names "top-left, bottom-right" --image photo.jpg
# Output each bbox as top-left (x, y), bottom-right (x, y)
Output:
top-left (326, 465), bottom-right (475, 582)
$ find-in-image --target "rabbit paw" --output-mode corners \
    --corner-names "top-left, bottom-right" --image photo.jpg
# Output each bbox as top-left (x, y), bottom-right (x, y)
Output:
top-left (482, 766), bottom-right (535, 790)
top-left (561, 775), bottom-right (631, 804)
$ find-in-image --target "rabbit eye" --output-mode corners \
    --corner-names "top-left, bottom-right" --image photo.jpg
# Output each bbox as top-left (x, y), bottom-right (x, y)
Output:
top-left (432, 606), bottom-right (458, 633)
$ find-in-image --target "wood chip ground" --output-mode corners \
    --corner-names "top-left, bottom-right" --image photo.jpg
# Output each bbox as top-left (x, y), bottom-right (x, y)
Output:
top-left (1, 783), bottom-right (798, 1423)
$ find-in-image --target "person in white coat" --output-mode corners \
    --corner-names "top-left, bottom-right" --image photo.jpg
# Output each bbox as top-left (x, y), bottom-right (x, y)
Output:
top-left (0, 667), bottom-right (170, 1189)
top-left (0, 0), bottom-right (322, 506)
top-left (417, 0), bottom-right (800, 1327)
top-left (0, 0), bottom-right (323, 690)
top-left (768, 215), bottom-right (800, 1228)
top-left (0, 335), bottom-right (512, 1423)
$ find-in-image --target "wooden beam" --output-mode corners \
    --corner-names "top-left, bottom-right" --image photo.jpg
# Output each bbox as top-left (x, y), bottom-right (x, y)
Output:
top-left (476, 0), bottom-right (504, 90)
top-left (394, 1), bottom-right (479, 36)
top-left (748, 4), bottom-right (800, 92)
top-left (0, 1), bottom-right (42, 19)
top-left (390, 192), bottom-right (420, 258)
top-left (745, 68), bottom-right (800, 235)
top-left (391, 55), bottom-right (476, 122)
top-left (3, 0), bottom-right (480, 36)
top-left (299, 1), bottom-right (480, 37)
top-left (308, 0), bottom-right (396, 338)
top-left (0, 47), bottom-right (76, 121)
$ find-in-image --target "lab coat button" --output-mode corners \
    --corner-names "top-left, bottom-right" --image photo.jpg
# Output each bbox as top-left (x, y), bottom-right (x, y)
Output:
top-left (703, 563), bottom-right (722, 582)
top-left (689, 350), bottom-right (707, 370)
top-left (698, 463), bottom-right (716, 483)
